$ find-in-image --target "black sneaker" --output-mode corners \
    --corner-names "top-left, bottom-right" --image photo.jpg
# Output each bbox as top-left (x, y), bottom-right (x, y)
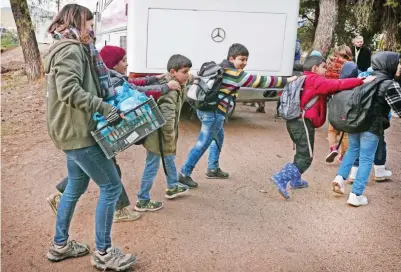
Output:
top-left (178, 173), bottom-right (198, 188)
top-left (165, 184), bottom-right (189, 199)
top-left (206, 168), bottom-right (229, 179)
top-left (135, 200), bottom-right (163, 212)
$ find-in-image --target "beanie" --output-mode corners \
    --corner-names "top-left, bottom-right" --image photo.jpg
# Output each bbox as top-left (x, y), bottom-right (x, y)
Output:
top-left (99, 45), bottom-right (126, 69)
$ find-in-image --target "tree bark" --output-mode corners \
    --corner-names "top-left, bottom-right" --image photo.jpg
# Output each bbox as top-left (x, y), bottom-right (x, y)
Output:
top-left (312, 0), bottom-right (339, 57)
top-left (9, 0), bottom-right (42, 81)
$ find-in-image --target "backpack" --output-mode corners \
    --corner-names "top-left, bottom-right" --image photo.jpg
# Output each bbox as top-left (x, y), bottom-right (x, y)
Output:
top-left (328, 79), bottom-right (387, 133)
top-left (187, 61), bottom-right (225, 111)
top-left (279, 76), bottom-right (318, 120)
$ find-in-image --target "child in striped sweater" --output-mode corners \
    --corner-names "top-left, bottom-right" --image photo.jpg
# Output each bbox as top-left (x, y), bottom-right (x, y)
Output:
top-left (178, 43), bottom-right (295, 187)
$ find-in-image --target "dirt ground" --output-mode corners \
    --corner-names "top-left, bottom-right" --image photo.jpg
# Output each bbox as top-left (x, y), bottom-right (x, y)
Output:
top-left (1, 47), bottom-right (401, 271)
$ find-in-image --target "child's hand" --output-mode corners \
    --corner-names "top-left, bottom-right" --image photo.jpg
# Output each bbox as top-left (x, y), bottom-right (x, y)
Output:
top-left (363, 75), bottom-right (376, 84)
top-left (287, 76), bottom-right (298, 83)
top-left (167, 80), bottom-right (181, 91)
top-left (156, 73), bottom-right (166, 79)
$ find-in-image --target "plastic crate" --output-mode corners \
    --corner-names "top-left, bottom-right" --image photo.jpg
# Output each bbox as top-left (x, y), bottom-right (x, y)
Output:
top-left (91, 97), bottom-right (166, 159)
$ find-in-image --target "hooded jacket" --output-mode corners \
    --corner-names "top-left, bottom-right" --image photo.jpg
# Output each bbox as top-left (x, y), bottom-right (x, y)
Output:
top-left (44, 39), bottom-right (113, 150)
top-left (368, 51), bottom-right (400, 135)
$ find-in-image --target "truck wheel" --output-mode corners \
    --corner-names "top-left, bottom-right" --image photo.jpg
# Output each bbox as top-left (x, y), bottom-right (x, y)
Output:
top-left (228, 101), bottom-right (236, 117)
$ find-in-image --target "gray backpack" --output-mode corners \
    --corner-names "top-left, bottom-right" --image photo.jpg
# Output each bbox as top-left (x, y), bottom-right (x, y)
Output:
top-left (279, 76), bottom-right (318, 120)
top-left (279, 75), bottom-right (318, 158)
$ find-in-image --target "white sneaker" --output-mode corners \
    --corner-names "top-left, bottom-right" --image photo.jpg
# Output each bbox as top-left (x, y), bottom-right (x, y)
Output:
top-left (347, 193), bottom-right (368, 207)
top-left (374, 165), bottom-right (392, 181)
top-left (331, 175), bottom-right (345, 194)
top-left (348, 166), bottom-right (358, 183)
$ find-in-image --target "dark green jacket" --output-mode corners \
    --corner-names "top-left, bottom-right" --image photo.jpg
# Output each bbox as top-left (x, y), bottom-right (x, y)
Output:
top-left (44, 39), bottom-right (113, 150)
top-left (143, 74), bottom-right (192, 155)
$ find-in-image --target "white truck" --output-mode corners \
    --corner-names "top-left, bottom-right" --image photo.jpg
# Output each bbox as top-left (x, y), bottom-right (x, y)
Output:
top-left (94, 0), bottom-right (300, 106)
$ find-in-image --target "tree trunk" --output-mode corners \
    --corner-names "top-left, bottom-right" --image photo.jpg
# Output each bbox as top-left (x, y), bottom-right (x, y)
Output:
top-left (9, 0), bottom-right (42, 81)
top-left (312, 0), bottom-right (339, 57)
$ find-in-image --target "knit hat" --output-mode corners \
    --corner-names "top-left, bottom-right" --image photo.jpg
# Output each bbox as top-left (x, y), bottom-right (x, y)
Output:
top-left (310, 50), bottom-right (322, 57)
top-left (340, 61), bottom-right (358, 79)
top-left (99, 45), bottom-right (126, 69)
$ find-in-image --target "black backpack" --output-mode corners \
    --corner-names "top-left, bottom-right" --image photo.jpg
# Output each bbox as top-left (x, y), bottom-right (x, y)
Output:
top-left (187, 61), bottom-right (225, 111)
top-left (328, 79), bottom-right (387, 133)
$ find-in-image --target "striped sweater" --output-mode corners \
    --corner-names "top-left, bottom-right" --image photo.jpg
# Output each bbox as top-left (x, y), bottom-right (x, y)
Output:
top-left (217, 60), bottom-right (288, 114)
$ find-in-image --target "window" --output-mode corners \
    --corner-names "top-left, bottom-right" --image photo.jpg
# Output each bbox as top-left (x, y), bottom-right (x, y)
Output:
top-left (120, 36), bottom-right (127, 50)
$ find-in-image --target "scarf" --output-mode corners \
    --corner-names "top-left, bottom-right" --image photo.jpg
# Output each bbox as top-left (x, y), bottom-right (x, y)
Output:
top-left (54, 27), bottom-right (113, 99)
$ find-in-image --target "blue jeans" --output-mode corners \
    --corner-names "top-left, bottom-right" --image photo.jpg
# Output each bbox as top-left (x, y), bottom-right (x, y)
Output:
top-left (353, 136), bottom-right (386, 166)
top-left (55, 145), bottom-right (122, 251)
top-left (137, 151), bottom-right (179, 201)
top-left (337, 132), bottom-right (379, 195)
top-left (181, 110), bottom-right (225, 176)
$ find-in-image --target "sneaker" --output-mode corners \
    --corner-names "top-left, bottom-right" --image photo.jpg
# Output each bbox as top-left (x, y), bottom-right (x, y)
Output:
top-left (348, 166), bottom-right (358, 183)
top-left (325, 146), bottom-right (339, 163)
top-left (47, 240), bottom-right (90, 262)
top-left (135, 200), bottom-right (163, 212)
top-left (165, 184), bottom-right (189, 199)
top-left (374, 165), bottom-right (392, 182)
top-left (332, 175), bottom-right (345, 194)
top-left (205, 168), bottom-right (229, 179)
top-left (46, 192), bottom-right (62, 215)
top-left (178, 173), bottom-right (198, 188)
top-left (347, 193), bottom-right (368, 207)
top-left (113, 207), bottom-right (141, 223)
top-left (91, 247), bottom-right (136, 271)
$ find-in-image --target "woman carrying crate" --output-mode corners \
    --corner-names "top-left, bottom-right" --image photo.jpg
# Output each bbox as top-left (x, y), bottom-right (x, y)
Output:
top-left (44, 4), bottom-right (136, 271)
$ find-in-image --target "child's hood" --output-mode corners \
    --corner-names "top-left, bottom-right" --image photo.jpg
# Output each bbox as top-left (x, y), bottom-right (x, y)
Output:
top-left (44, 39), bottom-right (82, 73)
top-left (372, 51), bottom-right (400, 79)
top-left (220, 59), bottom-right (236, 69)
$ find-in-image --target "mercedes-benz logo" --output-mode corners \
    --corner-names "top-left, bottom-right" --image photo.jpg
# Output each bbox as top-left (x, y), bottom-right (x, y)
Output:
top-left (211, 28), bottom-right (226, 43)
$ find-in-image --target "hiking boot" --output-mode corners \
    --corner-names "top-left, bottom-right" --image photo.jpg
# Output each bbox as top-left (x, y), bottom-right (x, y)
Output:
top-left (374, 165), bottom-right (392, 181)
top-left (256, 107), bottom-right (266, 113)
top-left (271, 163), bottom-right (296, 200)
top-left (135, 200), bottom-right (163, 212)
top-left (325, 146), bottom-right (339, 163)
top-left (91, 247), bottom-right (136, 271)
top-left (46, 192), bottom-right (62, 215)
top-left (205, 168), bottom-right (229, 179)
top-left (348, 166), bottom-right (358, 183)
top-left (347, 193), bottom-right (368, 207)
top-left (165, 184), bottom-right (189, 199)
top-left (113, 207), bottom-right (141, 223)
top-left (332, 175), bottom-right (345, 194)
top-left (47, 240), bottom-right (90, 262)
top-left (178, 173), bottom-right (198, 188)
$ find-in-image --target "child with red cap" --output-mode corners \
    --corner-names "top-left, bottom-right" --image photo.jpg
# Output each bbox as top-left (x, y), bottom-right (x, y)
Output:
top-left (99, 45), bottom-right (180, 99)
top-left (46, 45), bottom-right (180, 224)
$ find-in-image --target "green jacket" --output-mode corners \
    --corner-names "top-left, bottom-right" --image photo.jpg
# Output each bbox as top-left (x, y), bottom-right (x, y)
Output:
top-left (44, 40), bottom-right (113, 150)
top-left (143, 74), bottom-right (191, 156)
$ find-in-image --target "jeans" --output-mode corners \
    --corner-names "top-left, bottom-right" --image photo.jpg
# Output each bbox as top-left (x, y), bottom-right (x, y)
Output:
top-left (337, 132), bottom-right (379, 195)
top-left (137, 151), bottom-right (179, 201)
top-left (353, 135), bottom-right (386, 166)
top-left (55, 157), bottom-right (130, 210)
top-left (181, 110), bottom-right (225, 176)
top-left (286, 118), bottom-right (315, 174)
top-left (54, 145), bottom-right (122, 251)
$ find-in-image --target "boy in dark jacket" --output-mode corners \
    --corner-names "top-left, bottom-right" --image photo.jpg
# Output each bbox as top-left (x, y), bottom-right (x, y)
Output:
top-left (271, 56), bottom-right (375, 200)
top-left (135, 54), bottom-right (193, 212)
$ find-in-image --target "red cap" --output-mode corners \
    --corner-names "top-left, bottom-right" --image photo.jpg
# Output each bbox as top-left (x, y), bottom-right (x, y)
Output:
top-left (99, 45), bottom-right (126, 69)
